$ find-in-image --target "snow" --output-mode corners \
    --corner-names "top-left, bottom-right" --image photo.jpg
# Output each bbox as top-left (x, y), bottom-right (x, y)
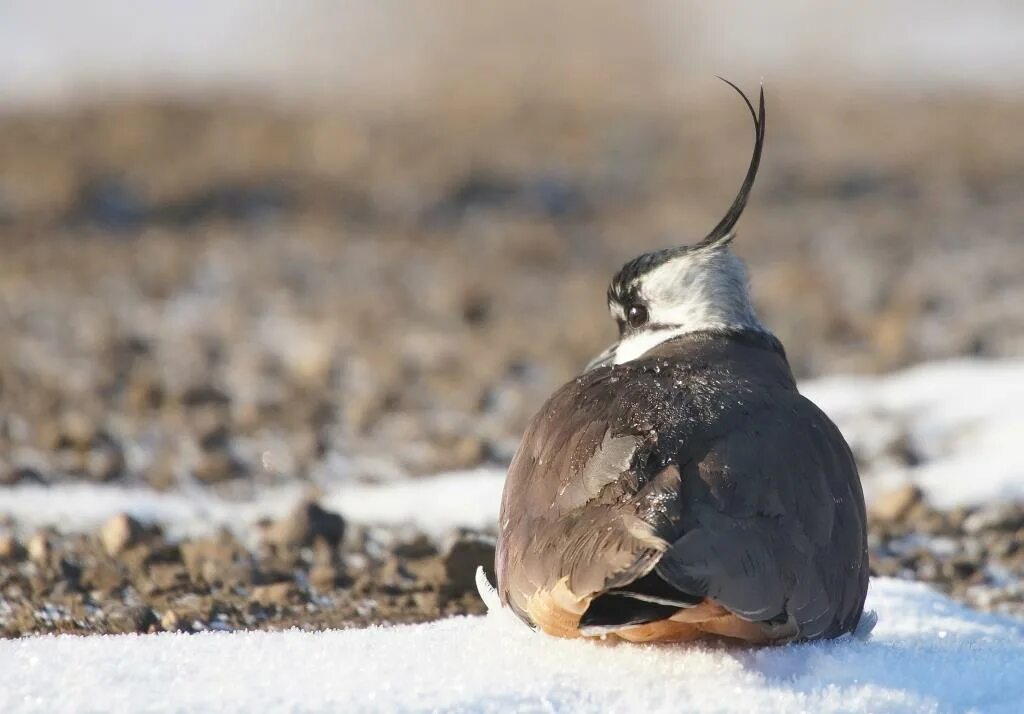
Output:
top-left (2, 358), bottom-right (1021, 538)
top-left (0, 469), bottom-right (506, 539)
top-left (1, 578), bottom-right (1022, 713)
top-left (802, 358), bottom-right (1024, 508)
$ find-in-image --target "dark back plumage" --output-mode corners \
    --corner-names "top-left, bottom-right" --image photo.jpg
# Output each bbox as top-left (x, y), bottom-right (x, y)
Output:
top-left (496, 329), bottom-right (869, 642)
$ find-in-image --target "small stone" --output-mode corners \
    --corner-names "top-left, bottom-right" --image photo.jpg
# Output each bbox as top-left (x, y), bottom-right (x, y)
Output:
top-left (161, 610), bottom-right (182, 632)
top-left (180, 532), bottom-right (250, 587)
top-left (448, 435), bottom-right (485, 470)
top-left (99, 513), bottom-right (143, 557)
top-left (411, 590), bottom-right (440, 616)
top-left (946, 506), bottom-right (970, 531)
top-left (147, 563), bottom-right (189, 592)
top-left (86, 436), bottom-right (126, 482)
top-left (180, 387), bottom-right (231, 446)
top-left (127, 380), bottom-right (165, 414)
top-left (0, 533), bottom-right (25, 561)
top-left (84, 558), bottom-right (126, 594)
top-left (917, 506), bottom-right (950, 536)
top-left (279, 328), bottom-right (334, 384)
top-left (192, 450), bottom-right (240, 484)
top-left (915, 554), bottom-right (941, 581)
top-left (26, 531), bottom-right (52, 565)
top-left (118, 542), bottom-right (158, 574)
top-left (392, 553), bottom-right (445, 586)
top-left (107, 605), bottom-right (159, 634)
top-left (53, 412), bottom-right (96, 450)
top-left (943, 557), bottom-right (979, 581)
top-left (441, 533), bottom-right (497, 600)
top-left (180, 385), bottom-right (231, 409)
top-left (262, 499), bottom-right (345, 549)
top-left (352, 573), bottom-right (375, 596)
top-left (869, 557), bottom-right (901, 578)
top-left (963, 503), bottom-right (1024, 535)
top-left (143, 455), bottom-right (177, 491)
top-left (391, 534), bottom-right (438, 560)
top-left (871, 484), bottom-right (924, 523)
top-left (989, 536), bottom-right (1019, 559)
top-left (884, 432), bottom-right (923, 468)
top-left (250, 582), bottom-right (299, 607)
top-left (0, 466), bottom-right (47, 486)
top-left (309, 564), bottom-right (339, 590)
top-left (198, 425), bottom-right (231, 452)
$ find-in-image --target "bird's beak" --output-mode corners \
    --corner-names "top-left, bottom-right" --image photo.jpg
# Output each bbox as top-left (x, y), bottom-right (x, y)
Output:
top-left (584, 343), bottom-right (617, 372)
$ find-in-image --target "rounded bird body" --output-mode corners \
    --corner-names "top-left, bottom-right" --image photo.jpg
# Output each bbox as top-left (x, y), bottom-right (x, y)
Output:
top-left (495, 82), bottom-right (869, 644)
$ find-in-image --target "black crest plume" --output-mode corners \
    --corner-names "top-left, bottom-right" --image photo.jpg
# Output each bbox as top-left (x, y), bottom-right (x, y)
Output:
top-left (608, 79), bottom-right (766, 302)
top-left (693, 78), bottom-right (766, 250)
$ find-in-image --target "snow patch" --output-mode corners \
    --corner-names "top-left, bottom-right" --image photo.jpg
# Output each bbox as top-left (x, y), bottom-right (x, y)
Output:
top-left (0, 470), bottom-right (505, 539)
top-left (1, 579), bottom-right (1022, 713)
top-left (802, 358), bottom-right (1024, 508)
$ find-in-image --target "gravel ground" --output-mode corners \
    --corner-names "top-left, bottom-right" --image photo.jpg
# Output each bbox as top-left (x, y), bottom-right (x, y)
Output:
top-left (1, 90), bottom-right (1023, 635)
top-left (0, 505), bottom-right (493, 637)
top-left (0, 490), bottom-right (1022, 637)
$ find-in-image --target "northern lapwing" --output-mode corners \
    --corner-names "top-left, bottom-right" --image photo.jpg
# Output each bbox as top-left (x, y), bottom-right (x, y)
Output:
top-left (494, 81), bottom-right (869, 643)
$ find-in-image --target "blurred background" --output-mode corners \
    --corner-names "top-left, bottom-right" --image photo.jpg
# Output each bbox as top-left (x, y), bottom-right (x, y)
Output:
top-left (0, 1), bottom-right (1022, 636)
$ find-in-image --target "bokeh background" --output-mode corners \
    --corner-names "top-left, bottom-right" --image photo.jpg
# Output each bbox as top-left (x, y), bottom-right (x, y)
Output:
top-left (0, 2), bottom-right (1022, 635)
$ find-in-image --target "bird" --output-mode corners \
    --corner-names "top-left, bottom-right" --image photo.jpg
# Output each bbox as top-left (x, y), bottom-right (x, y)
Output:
top-left (494, 80), bottom-right (869, 644)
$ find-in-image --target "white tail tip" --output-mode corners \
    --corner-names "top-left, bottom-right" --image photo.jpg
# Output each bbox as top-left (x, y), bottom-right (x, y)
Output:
top-left (475, 566), bottom-right (502, 613)
top-left (854, 610), bottom-right (879, 641)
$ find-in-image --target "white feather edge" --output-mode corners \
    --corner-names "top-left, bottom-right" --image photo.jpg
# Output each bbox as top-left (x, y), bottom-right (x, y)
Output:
top-left (475, 566), bottom-right (501, 613)
top-left (854, 609), bottom-right (879, 641)
top-left (475, 565), bottom-right (537, 631)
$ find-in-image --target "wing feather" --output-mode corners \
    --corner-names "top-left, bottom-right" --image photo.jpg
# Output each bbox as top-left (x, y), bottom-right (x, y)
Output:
top-left (657, 391), bottom-right (866, 639)
top-left (496, 331), bottom-right (868, 640)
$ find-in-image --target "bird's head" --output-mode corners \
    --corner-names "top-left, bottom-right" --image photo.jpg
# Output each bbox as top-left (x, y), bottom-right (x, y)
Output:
top-left (587, 80), bottom-right (768, 371)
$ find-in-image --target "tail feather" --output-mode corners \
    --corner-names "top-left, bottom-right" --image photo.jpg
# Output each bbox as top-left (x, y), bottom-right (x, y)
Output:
top-left (579, 594), bottom-right (681, 635)
top-left (578, 570), bottom-right (703, 634)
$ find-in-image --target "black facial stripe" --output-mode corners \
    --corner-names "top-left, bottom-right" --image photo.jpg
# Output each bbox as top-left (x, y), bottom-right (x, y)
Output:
top-left (642, 323), bottom-right (677, 333)
top-left (607, 280), bottom-right (644, 308)
top-left (620, 322), bottom-right (675, 338)
top-left (607, 244), bottom-right (697, 306)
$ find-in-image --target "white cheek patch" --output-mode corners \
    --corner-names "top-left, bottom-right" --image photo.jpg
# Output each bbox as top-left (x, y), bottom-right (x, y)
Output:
top-left (613, 328), bottom-right (685, 364)
top-left (604, 248), bottom-right (765, 367)
top-left (641, 258), bottom-right (718, 329)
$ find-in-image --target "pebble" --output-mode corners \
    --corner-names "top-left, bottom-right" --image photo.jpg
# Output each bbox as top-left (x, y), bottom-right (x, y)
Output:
top-left (251, 582), bottom-right (300, 607)
top-left (161, 610), bottom-right (182, 632)
top-left (99, 513), bottom-right (144, 557)
top-left (0, 466), bottom-right (47, 486)
top-left (871, 484), bottom-right (924, 522)
top-left (193, 450), bottom-right (240, 484)
top-left (309, 564), bottom-right (339, 590)
top-left (181, 532), bottom-right (251, 586)
top-left (0, 533), bottom-right (25, 561)
top-left (262, 499), bottom-right (345, 549)
top-left (26, 531), bottom-right (52, 565)
top-left (441, 533), bottom-right (497, 600)
top-left (963, 503), bottom-right (1024, 535)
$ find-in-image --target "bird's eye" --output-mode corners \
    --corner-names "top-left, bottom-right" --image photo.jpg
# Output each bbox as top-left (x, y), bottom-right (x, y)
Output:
top-left (626, 304), bottom-right (648, 328)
